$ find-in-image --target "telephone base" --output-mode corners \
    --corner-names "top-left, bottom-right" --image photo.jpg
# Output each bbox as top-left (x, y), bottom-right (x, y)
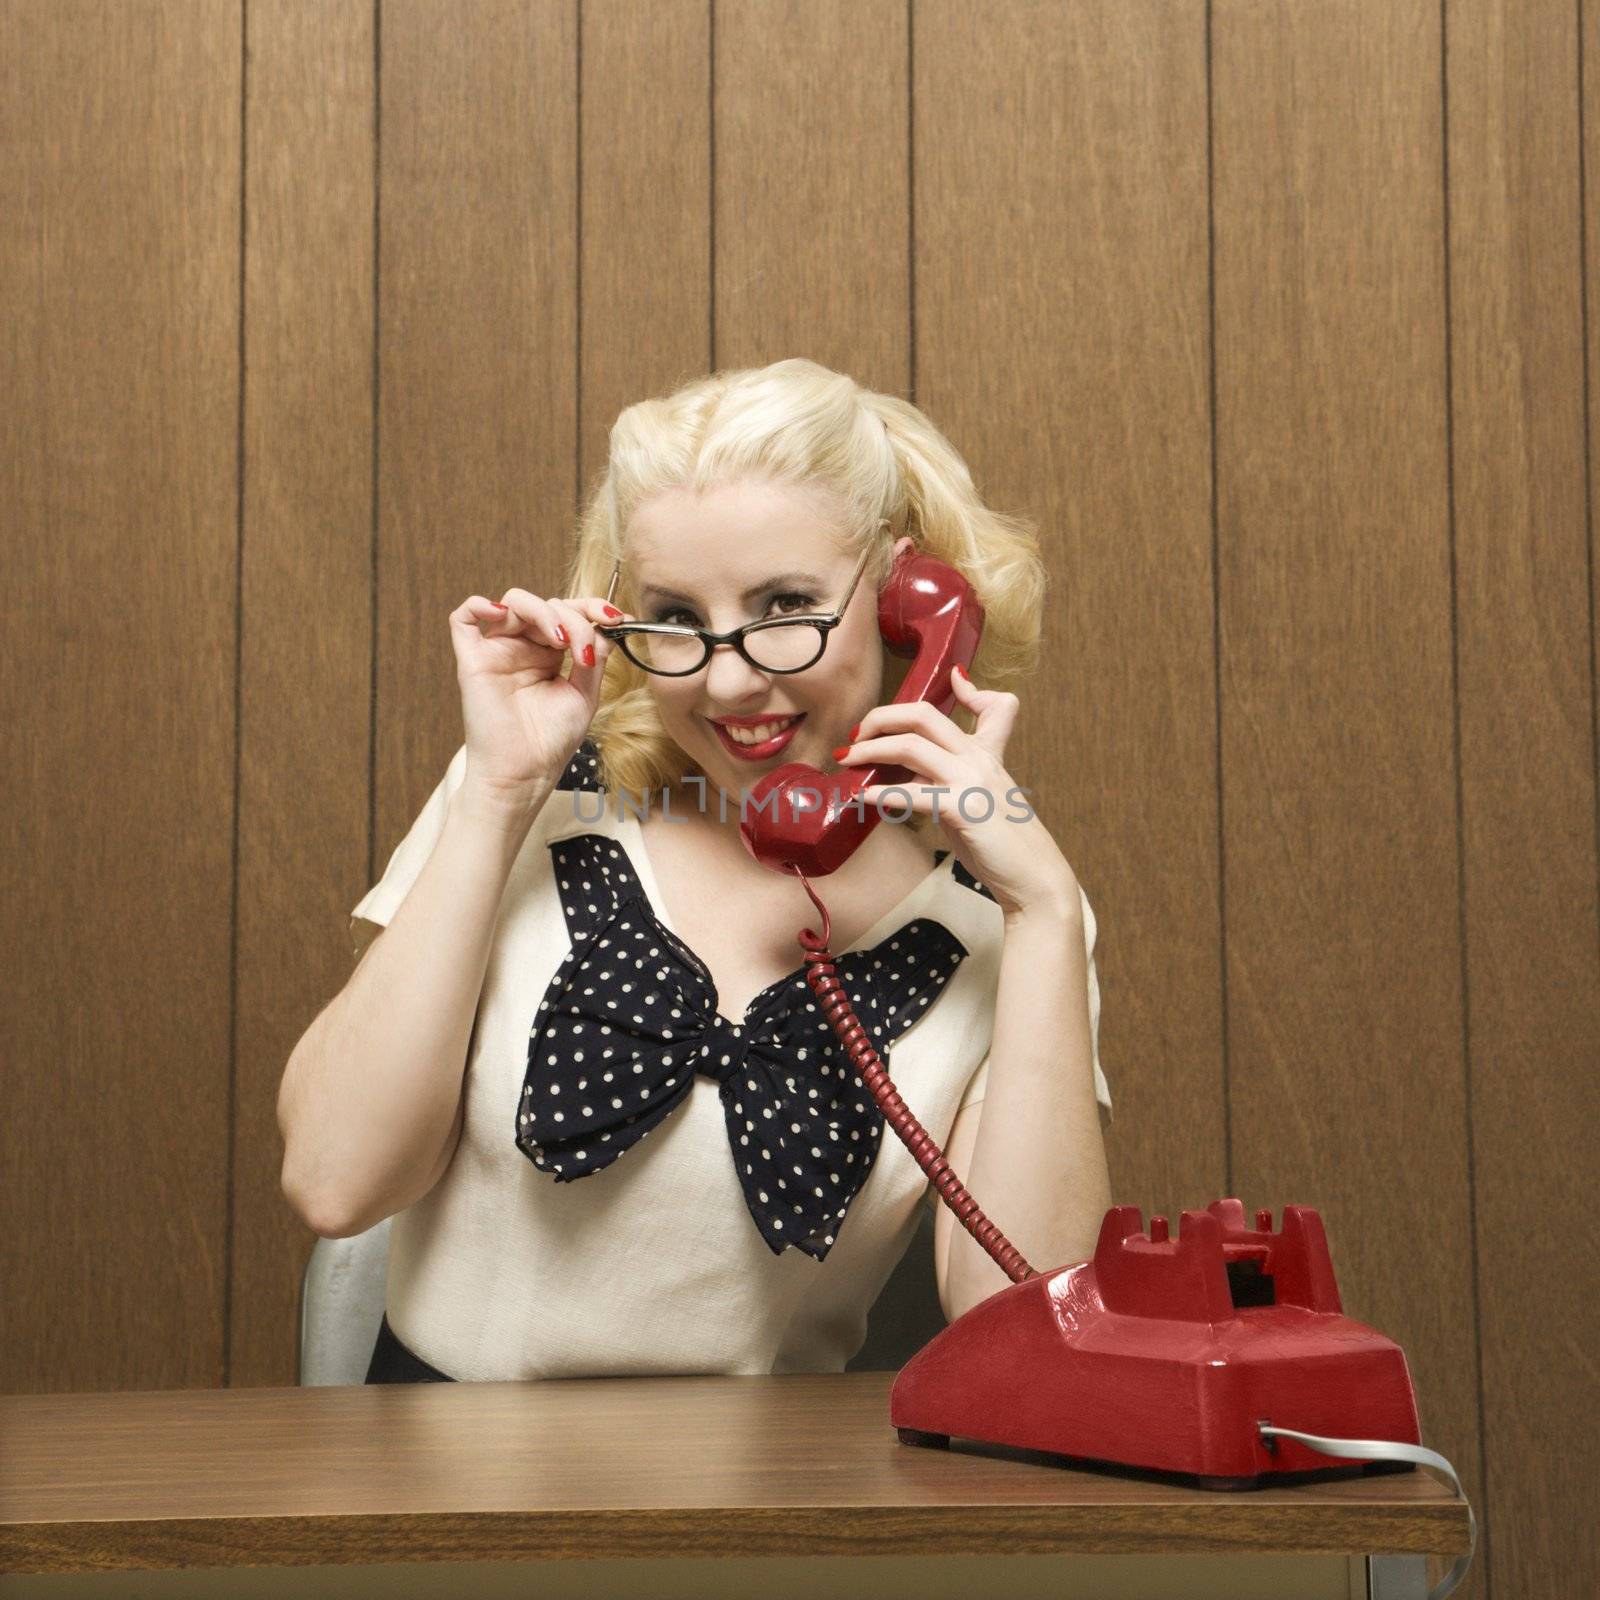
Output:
top-left (891, 1201), bottom-right (1424, 1487)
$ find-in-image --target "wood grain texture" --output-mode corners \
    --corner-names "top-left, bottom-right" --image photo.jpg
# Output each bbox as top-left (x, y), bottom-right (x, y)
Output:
top-left (376, 0), bottom-right (578, 852)
top-left (235, 0), bottom-right (376, 1389)
top-left (915, 2), bottom-right (1221, 1222)
top-left (713, 0), bottom-right (909, 383)
top-left (0, 1373), bottom-right (1469, 1574)
top-left (579, 0), bottom-right (711, 496)
top-left (1210, 2), bottom-right (1482, 1593)
top-left (1454, 3), bottom-right (1600, 1597)
top-left (0, 0), bottom-right (240, 1391)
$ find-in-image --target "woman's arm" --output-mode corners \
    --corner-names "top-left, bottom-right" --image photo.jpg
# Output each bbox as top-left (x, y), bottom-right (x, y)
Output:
top-left (938, 874), bottom-right (1112, 1321)
top-left (276, 778), bottom-right (550, 1237)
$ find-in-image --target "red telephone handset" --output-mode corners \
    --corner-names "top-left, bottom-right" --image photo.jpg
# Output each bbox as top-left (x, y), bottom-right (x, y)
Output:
top-left (738, 546), bottom-right (984, 878)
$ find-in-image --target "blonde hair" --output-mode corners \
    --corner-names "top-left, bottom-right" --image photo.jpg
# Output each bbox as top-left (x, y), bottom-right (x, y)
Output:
top-left (561, 357), bottom-right (1046, 809)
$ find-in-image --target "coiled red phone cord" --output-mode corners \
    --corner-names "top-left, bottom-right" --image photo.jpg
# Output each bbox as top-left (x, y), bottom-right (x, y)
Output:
top-left (788, 866), bottom-right (1037, 1284)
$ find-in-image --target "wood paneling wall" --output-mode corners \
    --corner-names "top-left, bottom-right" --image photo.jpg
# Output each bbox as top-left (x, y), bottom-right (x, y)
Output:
top-left (3, 3), bottom-right (1593, 1594)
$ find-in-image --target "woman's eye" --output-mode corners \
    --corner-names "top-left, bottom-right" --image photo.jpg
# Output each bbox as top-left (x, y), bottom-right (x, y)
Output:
top-left (654, 593), bottom-right (815, 626)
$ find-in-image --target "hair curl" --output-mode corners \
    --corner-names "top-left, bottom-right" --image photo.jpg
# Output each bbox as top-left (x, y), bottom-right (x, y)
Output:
top-left (560, 357), bottom-right (1046, 814)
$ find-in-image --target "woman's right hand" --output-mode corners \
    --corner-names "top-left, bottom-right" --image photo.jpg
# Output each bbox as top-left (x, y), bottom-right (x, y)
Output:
top-left (449, 587), bottom-right (632, 803)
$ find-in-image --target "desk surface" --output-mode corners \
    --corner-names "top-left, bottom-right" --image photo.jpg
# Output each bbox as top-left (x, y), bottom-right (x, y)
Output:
top-left (1, 1372), bottom-right (1469, 1576)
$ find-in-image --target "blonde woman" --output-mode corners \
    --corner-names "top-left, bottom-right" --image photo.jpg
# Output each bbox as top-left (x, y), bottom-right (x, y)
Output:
top-left (277, 357), bottom-right (1113, 1383)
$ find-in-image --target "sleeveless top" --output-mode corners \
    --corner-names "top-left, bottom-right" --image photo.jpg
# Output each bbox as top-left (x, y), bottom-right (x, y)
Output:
top-left (348, 740), bottom-right (1111, 1380)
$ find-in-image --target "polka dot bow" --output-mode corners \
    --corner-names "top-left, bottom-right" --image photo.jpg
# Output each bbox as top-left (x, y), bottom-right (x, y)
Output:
top-left (515, 832), bottom-right (971, 1261)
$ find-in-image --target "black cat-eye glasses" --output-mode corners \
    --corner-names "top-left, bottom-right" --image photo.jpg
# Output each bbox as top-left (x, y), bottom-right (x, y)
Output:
top-left (596, 541), bottom-right (875, 677)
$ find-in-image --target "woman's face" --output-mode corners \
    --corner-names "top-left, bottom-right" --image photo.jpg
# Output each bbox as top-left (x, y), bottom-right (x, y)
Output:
top-left (623, 478), bottom-right (910, 806)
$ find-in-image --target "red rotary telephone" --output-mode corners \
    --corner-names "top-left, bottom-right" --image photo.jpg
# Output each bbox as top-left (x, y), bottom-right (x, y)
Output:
top-left (734, 543), bottom-right (1474, 1597)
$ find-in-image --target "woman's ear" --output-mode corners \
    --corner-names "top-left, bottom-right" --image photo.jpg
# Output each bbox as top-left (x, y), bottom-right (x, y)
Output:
top-left (890, 534), bottom-right (915, 562)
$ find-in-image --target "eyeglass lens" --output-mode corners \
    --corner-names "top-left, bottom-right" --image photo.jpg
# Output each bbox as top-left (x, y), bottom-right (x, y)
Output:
top-left (625, 621), bottom-right (827, 675)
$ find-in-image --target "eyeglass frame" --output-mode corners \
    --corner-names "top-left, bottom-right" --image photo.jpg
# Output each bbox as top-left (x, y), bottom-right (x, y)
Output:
top-left (594, 535), bottom-right (879, 677)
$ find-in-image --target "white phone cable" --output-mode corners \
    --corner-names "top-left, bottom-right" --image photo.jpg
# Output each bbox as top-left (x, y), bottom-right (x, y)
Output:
top-left (1255, 1423), bottom-right (1475, 1599)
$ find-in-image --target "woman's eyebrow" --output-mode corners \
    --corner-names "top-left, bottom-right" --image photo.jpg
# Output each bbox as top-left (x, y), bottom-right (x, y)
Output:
top-left (638, 571), bottom-right (825, 606)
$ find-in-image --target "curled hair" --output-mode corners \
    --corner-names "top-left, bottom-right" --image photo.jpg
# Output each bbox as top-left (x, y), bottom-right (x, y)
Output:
top-left (561, 357), bottom-right (1046, 809)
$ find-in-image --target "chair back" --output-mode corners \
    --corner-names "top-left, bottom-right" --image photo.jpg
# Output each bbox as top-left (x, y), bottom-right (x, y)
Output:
top-left (297, 1217), bottom-right (393, 1385)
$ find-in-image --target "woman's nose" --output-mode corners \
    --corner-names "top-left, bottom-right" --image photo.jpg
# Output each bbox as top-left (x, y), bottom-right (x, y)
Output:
top-left (703, 639), bottom-right (771, 700)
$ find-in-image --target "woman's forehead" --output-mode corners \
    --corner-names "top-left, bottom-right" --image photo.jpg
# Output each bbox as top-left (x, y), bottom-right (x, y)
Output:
top-left (625, 515), bottom-right (849, 596)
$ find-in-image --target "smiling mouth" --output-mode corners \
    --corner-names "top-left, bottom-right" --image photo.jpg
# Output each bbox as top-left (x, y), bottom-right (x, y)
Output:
top-left (713, 714), bottom-right (804, 746)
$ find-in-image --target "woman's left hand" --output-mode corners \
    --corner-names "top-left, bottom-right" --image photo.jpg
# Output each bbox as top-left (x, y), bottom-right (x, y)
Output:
top-left (837, 665), bottom-right (1079, 920)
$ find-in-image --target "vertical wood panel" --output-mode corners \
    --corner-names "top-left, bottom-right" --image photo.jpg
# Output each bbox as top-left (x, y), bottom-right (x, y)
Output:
top-left (1451, 0), bottom-right (1600, 1595)
top-left (236, 0), bottom-right (376, 1385)
top-left (714, 0), bottom-right (908, 382)
top-left (378, 0), bottom-right (578, 859)
top-left (1212, 2), bottom-right (1481, 1586)
top-left (580, 0), bottom-right (711, 490)
top-left (916, 0), bottom-right (1220, 1215)
top-left (0, 0), bottom-right (240, 1389)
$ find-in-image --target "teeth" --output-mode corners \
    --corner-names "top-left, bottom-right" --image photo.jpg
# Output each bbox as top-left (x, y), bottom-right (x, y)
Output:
top-left (721, 716), bottom-right (799, 746)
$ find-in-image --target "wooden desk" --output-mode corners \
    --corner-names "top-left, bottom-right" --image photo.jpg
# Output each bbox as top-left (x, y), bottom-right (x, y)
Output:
top-left (1, 1372), bottom-right (1470, 1598)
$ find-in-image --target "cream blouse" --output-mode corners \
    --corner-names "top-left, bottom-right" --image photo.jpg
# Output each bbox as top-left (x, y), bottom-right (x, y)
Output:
top-left (348, 743), bottom-right (1112, 1380)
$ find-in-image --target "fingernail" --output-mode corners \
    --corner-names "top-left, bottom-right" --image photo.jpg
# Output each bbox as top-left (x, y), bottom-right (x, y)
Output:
top-left (832, 745), bottom-right (851, 760)
top-left (582, 643), bottom-right (595, 666)
top-left (602, 604), bottom-right (622, 619)
top-left (555, 625), bottom-right (568, 644)
top-left (954, 663), bottom-right (967, 680)
top-left (848, 722), bottom-right (861, 741)
top-left (489, 601), bottom-right (507, 611)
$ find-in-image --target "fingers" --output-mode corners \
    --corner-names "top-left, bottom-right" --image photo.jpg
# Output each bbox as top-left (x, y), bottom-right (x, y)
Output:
top-left (554, 595), bottom-right (632, 688)
top-left (455, 591), bottom-right (630, 677)
top-left (856, 782), bottom-right (939, 818)
top-left (853, 678), bottom-right (1018, 762)
top-left (493, 587), bottom-right (579, 653)
top-left (949, 665), bottom-right (1019, 759)
top-left (836, 729), bottom-right (962, 788)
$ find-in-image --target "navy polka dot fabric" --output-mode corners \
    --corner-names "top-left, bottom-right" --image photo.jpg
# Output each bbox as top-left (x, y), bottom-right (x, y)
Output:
top-left (515, 742), bottom-right (993, 1260)
top-left (554, 740), bottom-right (604, 792)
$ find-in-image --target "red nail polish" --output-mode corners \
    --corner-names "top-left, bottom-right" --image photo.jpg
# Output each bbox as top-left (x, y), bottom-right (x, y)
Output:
top-left (582, 643), bottom-right (595, 666)
top-left (602, 604), bottom-right (622, 619)
top-left (954, 662), bottom-right (967, 679)
top-left (555, 625), bottom-right (568, 644)
top-left (848, 722), bottom-right (861, 741)
top-left (832, 745), bottom-right (851, 760)
top-left (489, 602), bottom-right (507, 611)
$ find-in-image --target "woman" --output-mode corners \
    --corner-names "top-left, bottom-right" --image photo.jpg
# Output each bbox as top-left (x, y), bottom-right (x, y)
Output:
top-left (277, 357), bottom-right (1113, 1383)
